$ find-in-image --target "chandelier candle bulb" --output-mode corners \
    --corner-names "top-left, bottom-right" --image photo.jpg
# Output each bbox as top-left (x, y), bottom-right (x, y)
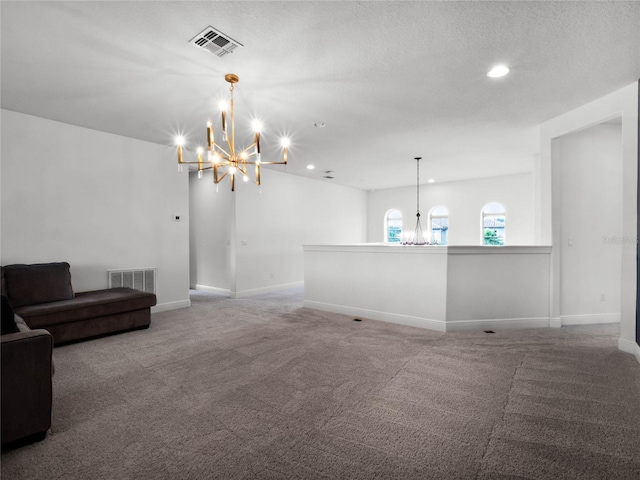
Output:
top-left (177, 144), bottom-right (183, 164)
top-left (196, 147), bottom-right (204, 171)
top-left (207, 121), bottom-right (214, 149)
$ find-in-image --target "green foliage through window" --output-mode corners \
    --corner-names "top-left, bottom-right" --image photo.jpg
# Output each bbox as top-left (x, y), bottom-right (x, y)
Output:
top-left (388, 226), bottom-right (401, 243)
top-left (484, 229), bottom-right (504, 245)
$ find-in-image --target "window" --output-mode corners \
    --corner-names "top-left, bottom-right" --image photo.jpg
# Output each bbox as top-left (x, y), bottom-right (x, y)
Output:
top-left (428, 206), bottom-right (449, 245)
top-left (385, 209), bottom-right (402, 243)
top-left (482, 203), bottom-right (505, 245)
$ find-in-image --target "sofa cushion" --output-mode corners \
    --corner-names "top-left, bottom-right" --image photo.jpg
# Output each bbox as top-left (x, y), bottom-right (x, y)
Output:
top-left (1, 296), bottom-right (19, 335)
top-left (2, 263), bottom-right (74, 308)
top-left (14, 288), bottom-right (157, 329)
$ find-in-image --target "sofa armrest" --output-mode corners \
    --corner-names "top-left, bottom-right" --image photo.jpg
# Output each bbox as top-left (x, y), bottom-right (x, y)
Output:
top-left (1, 329), bottom-right (53, 446)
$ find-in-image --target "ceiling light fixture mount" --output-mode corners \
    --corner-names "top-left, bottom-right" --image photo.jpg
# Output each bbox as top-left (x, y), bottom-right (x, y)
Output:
top-left (176, 73), bottom-right (290, 191)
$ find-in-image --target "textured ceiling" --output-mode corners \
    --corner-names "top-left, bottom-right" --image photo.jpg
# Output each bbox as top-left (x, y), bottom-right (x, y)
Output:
top-left (1, 1), bottom-right (639, 190)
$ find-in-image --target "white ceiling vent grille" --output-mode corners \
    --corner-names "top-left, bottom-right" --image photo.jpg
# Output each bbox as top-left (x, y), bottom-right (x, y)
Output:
top-left (189, 26), bottom-right (243, 58)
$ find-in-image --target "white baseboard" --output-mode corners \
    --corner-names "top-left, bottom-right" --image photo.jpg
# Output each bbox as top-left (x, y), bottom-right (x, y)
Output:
top-left (303, 300), bottom-right (447, 332)
top-left (193, 284), bottom-right (231, 296)
top-left (561, 313), bottom-right (620, 326)
top-left (618, 338), bottom-right (640, 364)
top-left (445, 317), bottom-right (551, 332)
top-left (232, 281), bottom-right (304, 299)
top-left (151, 299), bottom-right (191, 313)
top-left (303, 301), bottom-right (552, 333)
top-left (550, 317), bottom-right (562, 328)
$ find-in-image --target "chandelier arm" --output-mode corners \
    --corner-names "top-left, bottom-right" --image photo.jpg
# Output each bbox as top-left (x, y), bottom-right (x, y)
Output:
top-left (225, 137), bottom-right (234, 158)
top-left (212, 143), bottom-right (231, 158)
top-left (239, 144), bottom-right (258, 158)
top-left (178, 160), bottom-right (208, 165)
top-left (216, 170), bottom-right (229, 183)
top-left (256, 160), bottom-right (287, 165)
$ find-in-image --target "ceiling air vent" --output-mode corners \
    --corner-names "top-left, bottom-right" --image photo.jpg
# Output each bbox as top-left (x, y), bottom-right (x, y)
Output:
top-left (189, 26), bottom-right (243, 58)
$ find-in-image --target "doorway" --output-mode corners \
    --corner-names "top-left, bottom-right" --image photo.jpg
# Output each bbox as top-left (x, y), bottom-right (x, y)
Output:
top-left (553, 118), bottom-right (623, 327)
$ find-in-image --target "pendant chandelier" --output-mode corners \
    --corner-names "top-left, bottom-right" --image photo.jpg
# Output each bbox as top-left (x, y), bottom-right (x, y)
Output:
top-left (401, 157), bottom-right (428, 245)
top-left (176, 73), bottom-right (290, 191)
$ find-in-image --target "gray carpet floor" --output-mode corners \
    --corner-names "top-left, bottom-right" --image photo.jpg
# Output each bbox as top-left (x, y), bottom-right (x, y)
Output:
top-left (2, 288), bottom-right (640, 479)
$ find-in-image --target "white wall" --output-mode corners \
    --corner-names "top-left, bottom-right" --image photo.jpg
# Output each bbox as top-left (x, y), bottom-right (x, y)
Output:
top-left (539, 82), bottom-right (638, 355)
top-left (367, 173), bottom-right (534, 245)
top-left (1, 109), bottom-right (190, 311)
top-left (190, 167), bottom-right (367, 296)
top-left (557, 124), bottom-right (623, 324)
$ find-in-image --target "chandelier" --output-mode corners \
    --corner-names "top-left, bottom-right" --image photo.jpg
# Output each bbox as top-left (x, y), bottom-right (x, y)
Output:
top-left (401, 157), bottom-right (428, 245)
top-left (176, 73), bottom-right (290, 191)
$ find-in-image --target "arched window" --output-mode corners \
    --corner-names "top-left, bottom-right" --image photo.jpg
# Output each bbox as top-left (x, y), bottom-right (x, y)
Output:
top-left (482, 203), bottom-right (506, 245)
top-left (428, 206), bottom-right (449, 245)
top-left (385, 209), bottom-right (402, 243)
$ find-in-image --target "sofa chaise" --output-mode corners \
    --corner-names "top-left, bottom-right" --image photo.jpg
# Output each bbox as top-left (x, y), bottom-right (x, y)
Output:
top-left (1, 262), bottom-right (157, 345)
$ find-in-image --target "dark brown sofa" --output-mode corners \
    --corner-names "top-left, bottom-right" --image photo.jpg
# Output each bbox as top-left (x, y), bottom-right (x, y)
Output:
top-left (1, 324), bottom-right (53, 448)
top-left (2, 295), bottom-right (53, 449)
top-left (1, 262), bottom-right (157, 345)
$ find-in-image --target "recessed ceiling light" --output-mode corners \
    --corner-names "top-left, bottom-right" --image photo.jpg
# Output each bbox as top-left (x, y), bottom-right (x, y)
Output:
top-left (314, 122), bottom-right (326, 128)
top-left (428, 179), bottom-right (435, 183)
top-left (306, 165), bottom-right (315, 170)
top-left (487, 65), bottom-right (509, 78)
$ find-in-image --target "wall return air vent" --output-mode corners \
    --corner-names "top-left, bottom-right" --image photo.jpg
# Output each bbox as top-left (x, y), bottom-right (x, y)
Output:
top-left (189, 26), bottom-right (243, 57)
top-left (109, 268), bottom-right (156, 294)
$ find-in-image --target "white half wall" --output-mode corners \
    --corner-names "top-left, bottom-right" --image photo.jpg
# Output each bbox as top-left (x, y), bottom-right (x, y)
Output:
top-left (304, 245), bottom-right (551, 332)
top-left (367, 173), bottom-right (534, 245)
top-left (1, 109), bottom-right (190, 310)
